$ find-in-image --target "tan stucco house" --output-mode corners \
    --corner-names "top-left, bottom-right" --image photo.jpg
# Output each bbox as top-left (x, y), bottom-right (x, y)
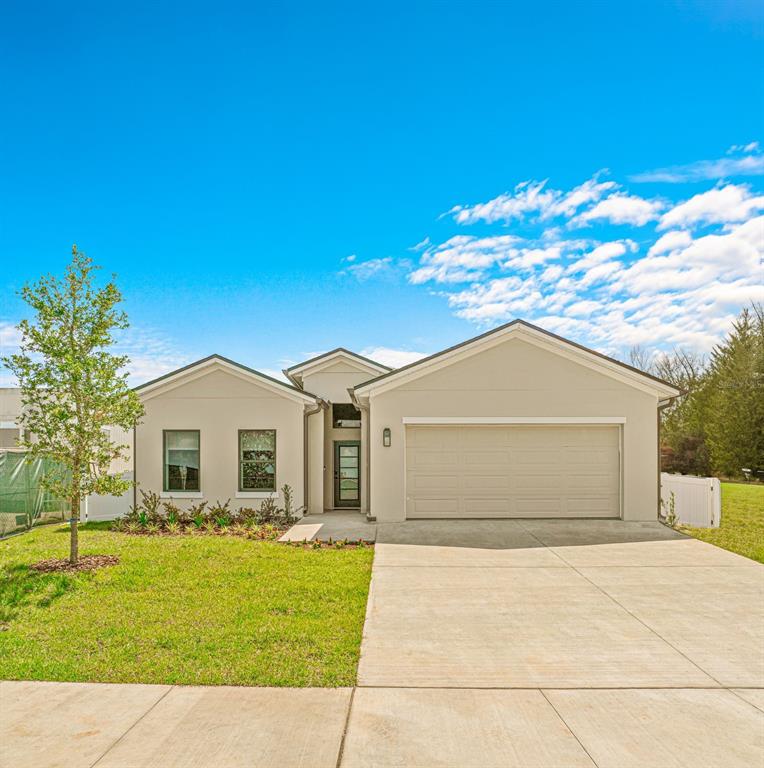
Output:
top-left (133, 320), bottom-right (681, 523)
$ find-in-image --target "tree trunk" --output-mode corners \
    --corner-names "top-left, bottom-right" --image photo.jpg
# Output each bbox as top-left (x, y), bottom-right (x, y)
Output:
top-left (70, 494), bottom-right (80, 564)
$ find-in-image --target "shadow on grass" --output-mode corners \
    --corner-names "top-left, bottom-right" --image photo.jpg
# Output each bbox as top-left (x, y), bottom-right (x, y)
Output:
top-left (0, 563), bottom-right (81, 628)
top-left (53, 521), bottom-right (114, 533)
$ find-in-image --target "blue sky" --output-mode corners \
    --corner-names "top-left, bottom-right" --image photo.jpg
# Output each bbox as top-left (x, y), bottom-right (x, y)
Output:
top-left (1, 1), bottom-right (762, 384)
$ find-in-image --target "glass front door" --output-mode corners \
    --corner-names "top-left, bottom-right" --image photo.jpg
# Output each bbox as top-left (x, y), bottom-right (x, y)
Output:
top-left (334, 441), bottom-right (360, 507)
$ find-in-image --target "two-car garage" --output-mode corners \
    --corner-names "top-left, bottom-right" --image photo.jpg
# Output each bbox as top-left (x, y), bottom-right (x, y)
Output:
top-left (405, 424), bottom-right (621, 519)
top-left (353, 320), bottom-right (681, 523)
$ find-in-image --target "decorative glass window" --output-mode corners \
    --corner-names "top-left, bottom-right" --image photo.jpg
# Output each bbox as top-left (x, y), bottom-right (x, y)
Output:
top-left (239, 430), bottom-right (276, 491)
top-left (332, 403), bottom-right (362, 428)
top-left (164, 430), bottom-right (200, 491)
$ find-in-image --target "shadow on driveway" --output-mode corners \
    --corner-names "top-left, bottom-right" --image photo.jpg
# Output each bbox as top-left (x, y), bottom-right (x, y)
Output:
top-left (376, 518), bottom-right (687, 550)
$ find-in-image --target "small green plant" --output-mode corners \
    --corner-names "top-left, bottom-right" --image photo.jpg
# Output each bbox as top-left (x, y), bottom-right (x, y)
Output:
top-left (334, 539), bottom-right (347, 549)
top-left (357, 539), bottom-right (367, 549)
top-left (311, 538), bottom-right (322, 549)
top-left (162, 501), bottom-right (180, 526)
top-left (281, 484), bottom-right (298, 525)
top-left (139, 490), bottom-right (162, 522)
top-left (124, 520), bottom-right (142, 534)
top-left (209, 499), bottom-right (232, 528)
top-left (201, 520), bottom-right (217, 534)
top-left (145, 521), bottom-right (160, 535)
top-left (257, 497), bottom-right (279, 525)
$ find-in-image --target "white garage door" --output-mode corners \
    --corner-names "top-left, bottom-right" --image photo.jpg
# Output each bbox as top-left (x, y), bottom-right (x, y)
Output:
top-left (406, 425), bottom-right (620, 519)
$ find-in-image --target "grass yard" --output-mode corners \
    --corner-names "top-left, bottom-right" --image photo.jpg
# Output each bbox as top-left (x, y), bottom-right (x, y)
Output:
top-left (0, 523), bottom-right (373, 686)
top-left (680, 482), bottom-right (764, 564)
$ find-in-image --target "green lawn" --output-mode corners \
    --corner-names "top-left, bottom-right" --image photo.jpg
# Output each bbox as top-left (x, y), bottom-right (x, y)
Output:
top-left (680, 482), bottom-right (764, 564)
top-left (0, 523), bottom-right (373, 686)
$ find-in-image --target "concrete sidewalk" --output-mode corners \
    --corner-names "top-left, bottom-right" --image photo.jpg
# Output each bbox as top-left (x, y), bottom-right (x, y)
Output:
top-left (3, 520), bottom-right (763, 768)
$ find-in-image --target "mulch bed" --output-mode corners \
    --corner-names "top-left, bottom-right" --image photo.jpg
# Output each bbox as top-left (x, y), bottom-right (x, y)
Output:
top-left (30, 555), bottom-right (120, 573)
top-left (283, 540), bottom-right (374, 550)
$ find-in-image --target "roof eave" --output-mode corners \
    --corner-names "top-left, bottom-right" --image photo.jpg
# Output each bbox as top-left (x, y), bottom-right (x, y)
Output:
top-left (352, 319), bottom-right (682, 399)
top-left (134, 354), bottom-right (319, 403)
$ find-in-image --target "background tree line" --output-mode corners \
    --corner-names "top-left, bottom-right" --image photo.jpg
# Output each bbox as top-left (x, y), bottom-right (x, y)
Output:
top-left (629, 304), bottom-right (764, 479)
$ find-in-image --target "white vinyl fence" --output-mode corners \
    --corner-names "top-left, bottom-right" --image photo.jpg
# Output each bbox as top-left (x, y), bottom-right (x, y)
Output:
top-left (660, 472), bottom-right (721, 528)
top-left (81, 471), bottom-right (133, 522)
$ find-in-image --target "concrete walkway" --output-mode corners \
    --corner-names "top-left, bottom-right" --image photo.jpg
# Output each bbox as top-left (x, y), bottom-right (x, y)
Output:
top-left (279, 510), bottom-right (376, 543)
top-left (3, 519), bottom-right (763, 767)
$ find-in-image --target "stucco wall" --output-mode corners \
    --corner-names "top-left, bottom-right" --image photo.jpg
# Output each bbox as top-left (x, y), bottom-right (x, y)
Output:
top-left (367, 337), bottom-right (659, 523)
top-left (301, 360), bottom-right (377, 403)
top-left (136, 367), bottom-right (305, 511)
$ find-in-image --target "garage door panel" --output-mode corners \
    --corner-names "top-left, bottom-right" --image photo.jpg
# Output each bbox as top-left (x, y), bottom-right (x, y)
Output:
top-left (515, 473), bottom-right (562, 492)
top-left (408, 474), bottom-right (459, 493)
top-left (463, 451), bottom-right (512, 466)
top-left (462, 474), bottom-right (512, 491)
top-left (566, 473), bottom-right (615, 492)
top-left (406, 426), bottom-right (620, 519)
top-left (515, 497), bottom-right (563, 516)
top-left (463, 497), bottom-right (513, 516)
top-left (409, 498), bottom-right (460, 517)
top-left (408, 450), bottom-right (459, 469)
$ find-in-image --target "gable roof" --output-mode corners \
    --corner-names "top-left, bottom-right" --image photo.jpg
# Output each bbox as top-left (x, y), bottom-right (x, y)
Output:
top-left (352, 319), bottom-right (682, 400)
top-left (283, 347), bottom-right (391, 386)
top-left (134, 354), bottom-right (320, 404)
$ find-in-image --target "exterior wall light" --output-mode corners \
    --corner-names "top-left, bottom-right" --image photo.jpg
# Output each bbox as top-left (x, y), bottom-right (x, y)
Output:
top-left (382, 427), bottom-right (391, 447)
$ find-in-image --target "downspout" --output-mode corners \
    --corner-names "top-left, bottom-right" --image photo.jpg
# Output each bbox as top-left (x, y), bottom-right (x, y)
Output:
top-left (303, 399), bottom-right (327, 515)
top-left (132, 421), bottom-right (137, 512)
top-left (657, 394), bottom-right (680, 519)
top-left (349, 388), bottom-right (372, 520)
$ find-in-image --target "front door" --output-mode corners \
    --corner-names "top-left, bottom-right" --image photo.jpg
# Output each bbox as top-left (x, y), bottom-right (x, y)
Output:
top-left (334, 441), bottom-right (361, 508)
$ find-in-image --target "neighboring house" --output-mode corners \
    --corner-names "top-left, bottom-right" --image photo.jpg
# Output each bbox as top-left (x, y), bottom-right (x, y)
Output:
top-left (133, 320), bottom-right (681, 522)
top-left (0, 388), bottom-right (26, 449)
top-left (0, 387), bottom-right (132, 474)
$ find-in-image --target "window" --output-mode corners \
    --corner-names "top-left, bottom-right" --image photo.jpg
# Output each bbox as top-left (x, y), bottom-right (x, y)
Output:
top-left (239, 429), bottom-right (276, 491)
top-left (332, 403), bottom-right (361, 428)
top-left (163, 430), bottom-right (200, 491)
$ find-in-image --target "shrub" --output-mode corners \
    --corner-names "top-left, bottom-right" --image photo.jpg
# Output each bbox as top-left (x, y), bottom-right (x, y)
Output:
top-left (209, 499), bottom-right (232, 528)
top-left (113, 488), bottom-right (300, 538)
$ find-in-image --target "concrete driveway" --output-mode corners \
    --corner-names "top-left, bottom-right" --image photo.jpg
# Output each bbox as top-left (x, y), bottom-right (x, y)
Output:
top-left (351, 518), bottom-right (764, 767)
top-left (3, 520), bottom-right (763, 768)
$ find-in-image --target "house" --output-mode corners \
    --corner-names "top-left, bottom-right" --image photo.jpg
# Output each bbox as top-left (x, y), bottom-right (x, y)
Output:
top-left (133, 320), bottom-right (681, 522)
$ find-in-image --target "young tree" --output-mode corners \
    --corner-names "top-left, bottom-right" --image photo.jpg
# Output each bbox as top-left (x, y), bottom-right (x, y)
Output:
top-left (2, 247), bottom-right (144, 563)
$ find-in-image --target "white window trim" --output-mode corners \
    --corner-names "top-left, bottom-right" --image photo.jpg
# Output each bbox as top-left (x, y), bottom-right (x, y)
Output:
top-left (160, 491), bottom-right (203, 499)
top-left (401, 416), bottom-right (626, 425)
top-left (235, 491), bottom-right (278, 499)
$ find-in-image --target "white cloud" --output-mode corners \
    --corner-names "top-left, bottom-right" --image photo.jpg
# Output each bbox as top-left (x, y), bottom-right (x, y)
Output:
top-left (112, 328), bottom-right (191, 386)
top-left (566, 240), bottom-right (635, 274)
top-left (0, 322), bottom-right (190, 387)
top-left (360, 346), bottom-right (429, 369)
top-left (659, 183), bottom-right (764, 229)
top-left (0, 321), bottom-right (23, 352)
top-left (409, 235), bottom-right (520, 284)
top-left (647, 230), bottom-right (692, 256)
top-left (438, 214), bottom-right (763, 353)
top-left (446, 175), bottom-right (616, 225)
top-left (343, 256), bottom-right (396, 281)
top-left (572, 194), bottom-right (663, 227)
top-left (728, 141), bottom-right (760, 155)
top-left (631, 149), bottom-right (764, 183)
top-left (539, 264), bottom-right (564, 283)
